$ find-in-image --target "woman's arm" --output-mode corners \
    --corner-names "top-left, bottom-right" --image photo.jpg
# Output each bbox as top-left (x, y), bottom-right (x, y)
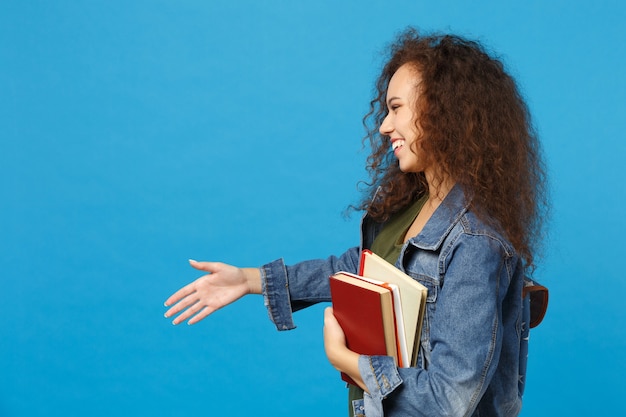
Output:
top-left (164, 246), bottom-right (362, 327)
top-left (260, 246), bottom-right (362, 331)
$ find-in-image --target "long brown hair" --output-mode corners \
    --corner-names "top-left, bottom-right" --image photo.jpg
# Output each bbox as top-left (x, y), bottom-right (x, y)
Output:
top-left (359, 28), bottom-right (548, 270)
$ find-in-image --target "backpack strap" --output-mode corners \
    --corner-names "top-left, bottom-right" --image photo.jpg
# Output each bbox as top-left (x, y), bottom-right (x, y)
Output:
top-left (523, 277), bottom-right (549, 328)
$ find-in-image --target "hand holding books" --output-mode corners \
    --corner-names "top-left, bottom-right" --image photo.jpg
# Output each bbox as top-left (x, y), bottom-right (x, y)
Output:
top-left (323, 306), bottom-right (367, 391)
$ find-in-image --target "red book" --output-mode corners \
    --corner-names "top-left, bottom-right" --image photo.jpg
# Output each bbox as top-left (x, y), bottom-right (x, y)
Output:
top-left (329, 272), bottom-right (398, 386)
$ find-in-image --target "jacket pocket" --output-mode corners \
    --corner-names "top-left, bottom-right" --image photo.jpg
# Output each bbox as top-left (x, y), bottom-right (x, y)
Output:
top-left (352, 398), bottom-right (366, 417)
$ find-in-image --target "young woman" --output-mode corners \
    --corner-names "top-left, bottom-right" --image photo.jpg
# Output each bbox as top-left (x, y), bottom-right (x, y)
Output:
top-left (164, 28), bottom-right (547, 416)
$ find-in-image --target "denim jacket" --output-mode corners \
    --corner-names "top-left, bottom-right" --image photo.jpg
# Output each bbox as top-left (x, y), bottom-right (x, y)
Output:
top-left (260, 185), bottom-right (529, 416)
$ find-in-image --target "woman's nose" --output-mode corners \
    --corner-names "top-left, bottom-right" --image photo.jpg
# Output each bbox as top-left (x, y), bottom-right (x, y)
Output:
top-left (379, 114), bottom-right (393, 135)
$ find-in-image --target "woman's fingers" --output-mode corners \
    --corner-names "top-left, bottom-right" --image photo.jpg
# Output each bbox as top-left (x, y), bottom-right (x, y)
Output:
top-left (188, 259), bottom-right (221, 273)
top-left (164, 289), bottom-right (197, 317)
top-left (164, 262), bottom-right (219, 307)
top-left (186, 306), bottom-right (212, 325)
top-left (324, 306), bottom-right (334, 319)
top-left (323, 307), bottom-right (346, 346)
top-left (165, 260), bottom-right (250, 325)
top-left (167, 289), bottom-right (222, 325)
top-left (164, 261), bottom-right (218, 306)
top-left (324, 307), bottom-right (339, 328)
top-left (164, 281), bottom-right (196, 307)
top-left (171, 300), bottom-right (205, 325)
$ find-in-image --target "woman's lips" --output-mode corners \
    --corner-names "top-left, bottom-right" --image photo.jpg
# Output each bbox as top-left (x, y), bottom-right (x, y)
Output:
top-left (391, 138), bottom-right (405, 155)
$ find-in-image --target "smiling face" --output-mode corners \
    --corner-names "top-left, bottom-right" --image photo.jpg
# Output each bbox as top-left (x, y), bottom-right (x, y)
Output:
top-left (379, 64), bottom-right (428, 174)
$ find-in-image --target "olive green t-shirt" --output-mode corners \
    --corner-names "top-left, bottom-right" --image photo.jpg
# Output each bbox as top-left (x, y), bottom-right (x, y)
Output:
top-left (347, 195), bottom-right (428, 416)
top-left (370, 195), bottom-right (428, 264)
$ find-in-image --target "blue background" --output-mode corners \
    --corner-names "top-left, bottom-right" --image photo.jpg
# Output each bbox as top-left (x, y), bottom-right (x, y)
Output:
top-left (1, 1), bottom-right (625, 416)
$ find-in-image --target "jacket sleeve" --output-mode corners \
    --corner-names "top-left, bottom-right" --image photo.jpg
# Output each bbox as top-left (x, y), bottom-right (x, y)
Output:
top-left (358, 233), bottom-right (513, 417)
top-left (260, 246), bottom-right (361, 331)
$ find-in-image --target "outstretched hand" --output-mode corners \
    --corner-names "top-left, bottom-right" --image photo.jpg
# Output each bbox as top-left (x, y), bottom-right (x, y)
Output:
top-left (164, 260), bottom-right (260, 325)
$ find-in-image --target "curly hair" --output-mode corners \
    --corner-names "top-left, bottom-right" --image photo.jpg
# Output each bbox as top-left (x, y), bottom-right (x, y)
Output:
top-left (359, 28), bottom-right (548, 270)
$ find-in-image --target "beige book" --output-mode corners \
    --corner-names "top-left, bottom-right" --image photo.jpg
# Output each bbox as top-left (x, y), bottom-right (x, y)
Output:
top-left (360, 249), bottom-right (428, 367)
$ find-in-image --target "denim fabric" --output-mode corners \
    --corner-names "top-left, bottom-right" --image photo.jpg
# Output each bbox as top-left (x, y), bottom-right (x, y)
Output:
top-left (261, 247), bottom-right (361, 327)
top-left (261, 185), bottom-right (528, 417)
top-left (352, 398), bottom-right (366, 417)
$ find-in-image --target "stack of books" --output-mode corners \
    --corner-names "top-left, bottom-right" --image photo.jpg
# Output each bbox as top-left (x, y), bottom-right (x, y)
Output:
top-left (329, 250), bottom-right (427, 385)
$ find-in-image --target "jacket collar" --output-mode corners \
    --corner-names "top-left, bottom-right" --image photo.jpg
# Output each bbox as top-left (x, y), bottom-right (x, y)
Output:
top-left (362, 184), bottom-right (470, 252)
top-left (408, 183), bottom-right (470, 251)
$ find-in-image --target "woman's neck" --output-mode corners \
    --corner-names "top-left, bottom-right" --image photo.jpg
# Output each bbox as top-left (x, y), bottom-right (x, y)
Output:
top-left (424, 169), bottom-right (454, 204)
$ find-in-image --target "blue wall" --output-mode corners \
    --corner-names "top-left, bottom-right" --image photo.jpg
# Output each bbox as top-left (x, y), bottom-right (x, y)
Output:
top-left (1, 1), bottom-right (625, 416)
